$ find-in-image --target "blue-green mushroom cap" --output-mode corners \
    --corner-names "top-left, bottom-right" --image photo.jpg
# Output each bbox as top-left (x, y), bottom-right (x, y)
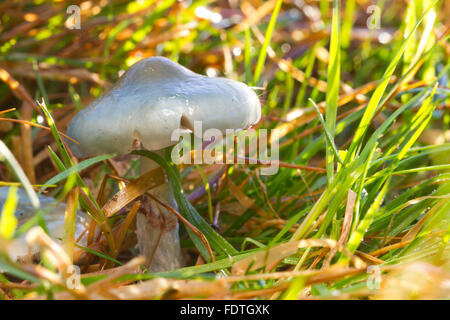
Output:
top-left (67, 56), bottom-right (261, 157)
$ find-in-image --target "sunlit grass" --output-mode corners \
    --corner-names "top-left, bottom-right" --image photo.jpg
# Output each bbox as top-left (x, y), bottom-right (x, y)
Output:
top-left (0, 0), bottom-right (448, 300)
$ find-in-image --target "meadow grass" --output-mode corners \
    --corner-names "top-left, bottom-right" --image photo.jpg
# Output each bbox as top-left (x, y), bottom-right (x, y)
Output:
top-left (0, 0), bottom-right (449, 299)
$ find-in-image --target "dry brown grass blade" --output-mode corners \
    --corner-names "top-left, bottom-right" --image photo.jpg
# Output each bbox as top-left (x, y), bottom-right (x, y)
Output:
top-left (245, 218), bottom-right (299, 234)
top-left (0, 118), bottom-right (79, 144)
top-left (0, 281), bottom-right (37, 290)
top-left (232, 239), bottom-right (366, 275)
top-left (135, 22), bottom-right (198, 50)
top-left (82, 167), bottom-right (215, 264)
top-left (97, 173), bottom-right (126, 207)
top-left (114, 201), bottom-right (140, 255)
top-left (227, 179), bottom-right (271, 219)
top-left (81, 259), bottom-right (143, 280)
top-left (303, 210), bottom-right (328, 239)
top-left (275, 57), bottom-right (328, 92)
top-left (269, 112), bottom-right (318, 145)
top-left (369, 230), bottom-right (446, 257)
top-left (355, 251), bottom-right (385, 265)
top-left (0, 67), bottom-right (42, 115)
top-left (232, 282), bottom-right (290, 299)
top-left (306, 266), bottom-right (367, 286)
top-left (224, 266), bottom-right (364, 282)
top-left (28, 256), bottom-right (145, 300)
top-left (26, 227), bottom-right (72, 275)
top-left (93, 277), bottom-right (229, 300)
top-left (0, 108), bottom-right (16, 115)
top-left (19, 102), bottom-right (35, 184)
top-left (250, 24), bottom-right (328, 93)
top-left (231, 267), bottom-right (367, 299)
top-left (7, 64), bottom-right (105, 86)
top-left (237, 156), bottom-right (327, 173)
top-left (234, 0), bottom-right (278, 32)
top-left (85, 256), bottom-right (144, 290)
top-left (279, 102), bottom-right (369, 149)
top-left (270, 77), bottom-right (397, 146)
top-left (308, 248), bottom-right (330, 270)
top-left (102, 167), bottom-right (166, 217)
top-left (99, 168), bottom-right (216, 263)
top-left (323, 190), bottom-right (356, 268)
top-left (0, 6), bottom-right (57, 42)
top-left (23, 227), bottom-right (89, 299)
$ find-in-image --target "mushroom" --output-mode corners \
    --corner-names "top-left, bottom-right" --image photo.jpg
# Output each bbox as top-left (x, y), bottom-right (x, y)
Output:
top-left (66, 56), bottom-right (261, 271)
top-left (0, 187), bottom-right (90, 262)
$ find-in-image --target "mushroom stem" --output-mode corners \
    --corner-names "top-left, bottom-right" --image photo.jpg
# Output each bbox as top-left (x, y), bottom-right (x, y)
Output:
top-left (136, 150), bottom-right (183, 271)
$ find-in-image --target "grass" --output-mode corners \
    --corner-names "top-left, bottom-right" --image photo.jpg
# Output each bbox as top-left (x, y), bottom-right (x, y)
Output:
top-left (0, 0), bottom-right (449, 300)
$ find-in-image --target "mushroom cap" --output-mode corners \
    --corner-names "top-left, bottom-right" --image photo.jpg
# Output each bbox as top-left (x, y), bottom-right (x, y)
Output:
top-left (67, 56), bottom-right (261, 157)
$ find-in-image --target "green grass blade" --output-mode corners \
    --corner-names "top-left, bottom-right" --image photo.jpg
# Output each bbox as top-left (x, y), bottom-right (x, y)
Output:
top-left (309, 98), bottom-right (343, 165)
top-left (345, 0), bottom-right (439, 163)
top-left (325, 0), bottom-right (341, 184)
top-left (75, 244), bottom-right (123, 266)
top-left (341, 0), bottom-right (356, 48)
top-left (252, 0), bottom-right (283, 86)
top-left (38, 101), bottom-right (72, 168)
top-left (244, 27), bottom-right (252, 84)
top-left (0, 140), bottom-right (39, 208)
top-left (43, 154), bottom-right (116, 189)
top-left (345, 85), bottom-right (438, 256)
top-left (32, 59), bottom-right (50, 107)
top-left (346, 175), bottom-right (391, 254)
top-left (195, 165), bottom-right (214, 224)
